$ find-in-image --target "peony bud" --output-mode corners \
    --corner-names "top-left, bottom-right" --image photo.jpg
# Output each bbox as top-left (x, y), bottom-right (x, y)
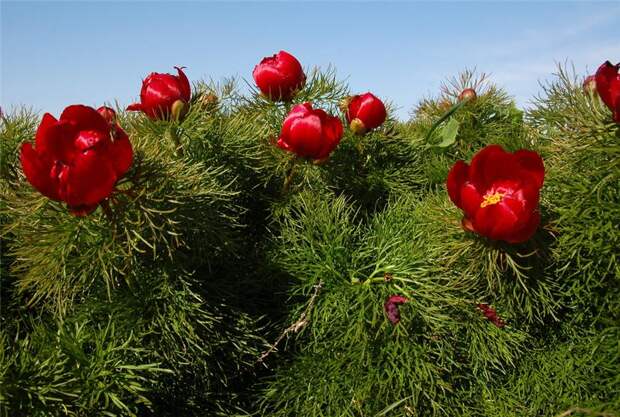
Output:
top-left (583, 75), bottom-right (597, 94)
top-left (200, 92), bottom-right (219, 109)
top-left (127, 66), bottom-right (191, 120)
top-left (457, 88), bottom-right (477, 103)
top-left (345, 93), bottom-right (387, 135)
top-left (253, 50), bottom-right (306, 102)
top-left (277, 102), bottom-right (343, 160)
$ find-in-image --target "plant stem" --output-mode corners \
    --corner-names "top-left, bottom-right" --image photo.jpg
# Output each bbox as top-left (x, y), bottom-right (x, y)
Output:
top-left (168, 126), bottom-right (184, 157)
top-left (282, 156), bottom-right (299, 194)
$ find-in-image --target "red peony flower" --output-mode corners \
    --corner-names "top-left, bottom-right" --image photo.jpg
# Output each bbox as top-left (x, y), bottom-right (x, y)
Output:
top-left (20, 105), bottom-right (133, 216)
top-left (446, 145), bottom-right (544, 244)
top-left (127, 66), bottom-right (191, 120)
top-left (594, 61), bottom-right (620, 123)
top-left (253, 50), bottom-right (306, 101)
top-left (384, 295), bottom-right (409, 325)
top-left (345, 92), bottom-right (387, 135)
top-left (277, 103), bottom-right (343, 160)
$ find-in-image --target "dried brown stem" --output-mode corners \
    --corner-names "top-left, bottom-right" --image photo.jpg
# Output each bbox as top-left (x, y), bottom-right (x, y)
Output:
top-left (256, 280), bottom-right (323, 366)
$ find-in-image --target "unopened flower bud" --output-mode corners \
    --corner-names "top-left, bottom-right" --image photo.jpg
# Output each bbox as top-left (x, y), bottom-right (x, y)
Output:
top-left (201, 92), bottom-right (219, 108)
top-left (457, 88), bottom-right (477, 103)
top-left (583, 75), bottom-right (597, 94)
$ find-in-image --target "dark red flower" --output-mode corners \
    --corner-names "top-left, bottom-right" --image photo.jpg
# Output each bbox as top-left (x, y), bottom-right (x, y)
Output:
top-left (384, 295), bottom-right (409, 325)
top-left (458, 88), bottom-right (477, 102)
top-left (20, 105), bottom-right (133, 215)
top-left (253, 50), bottom-right (306, 101)
top-left (477, 303), bottom-right (505, 328)
top-left (345, 92), bottom-right (387, 135)
top-left (595, 61), bottom-right (620, 123)
top-left (277, 103), bottom-right (343, 160)
top-left (446, 145), bottom-right (544, 244)
top-left (127, 66), bottom-right (191, 120)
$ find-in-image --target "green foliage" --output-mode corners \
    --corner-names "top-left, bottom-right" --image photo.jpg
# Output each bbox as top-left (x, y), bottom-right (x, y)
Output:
top-left (0, 317), bottom-right (168, 417)
top-left (1, 65), bottom-right (619, 417)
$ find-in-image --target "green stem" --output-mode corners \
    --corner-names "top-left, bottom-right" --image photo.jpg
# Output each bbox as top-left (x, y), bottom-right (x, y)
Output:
top-left (168, 126), bottom-right (184, 157)
top-left (282, 156), bottom-right (299, 194)
top-left (424, 100), bottom-right (468, 143)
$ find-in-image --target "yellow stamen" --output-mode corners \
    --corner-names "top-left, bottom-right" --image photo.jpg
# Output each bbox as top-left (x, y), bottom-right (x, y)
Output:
top-left (480, 192), bottom-right (504, 208)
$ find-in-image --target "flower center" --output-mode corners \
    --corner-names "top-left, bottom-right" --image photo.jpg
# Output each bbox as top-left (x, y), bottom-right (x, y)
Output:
top-left (480, 192), bottom-right (504, 208)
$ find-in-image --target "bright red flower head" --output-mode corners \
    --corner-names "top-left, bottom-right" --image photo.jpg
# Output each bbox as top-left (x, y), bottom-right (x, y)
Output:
top-left (446, 145), bottom-right (544, 244)
top-left (127, 66), bottom-right (191, 120)
top-left (20, 105), bottom-right (133, 216)
top-left (277, 103), bottom-right (343, 160)
top-left (595, 61), bottom-right (620, 123)
top-left (345, 92), bottom-right (387, 135)
top-left (253, 50), bottom-right (306, 102)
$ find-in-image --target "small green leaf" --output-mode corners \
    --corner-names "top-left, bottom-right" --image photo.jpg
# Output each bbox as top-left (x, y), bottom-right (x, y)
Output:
top-left (436, 118), bottom-right (459, 148)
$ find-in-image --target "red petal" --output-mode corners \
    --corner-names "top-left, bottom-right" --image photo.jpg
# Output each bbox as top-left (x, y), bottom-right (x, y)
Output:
top-left (459, 182), bottom-right (483, 218)
top-left (126, 103), bottom-right (144, 112)
top-left (469, 145), bottom-right (519, 191)
top-left (514, 149), bottom-right (544, 189)
top-left (473, 202), bottom-right (520, 241)
top-left (63, 150), bottom-right (117, 207)
top-left (175, 66), bottom-right (191, 102)
top-left (109, 128), bottom-right (133, 177)
top-left (34, 113), bottom-right (58, 151)
top-left (346, 95), bottom-right (362, 123)
top-left (595, 61), bottom-right (620, 111)
top-left (20, 143), bottom-right (61, 201)
top-left (97, 106), bottom-right (117, 125)
top-left (34, 114), bottom-right (78, 162)
top-left (446, 160), bottom-right (469, 208)
top-left (505, 210), bottom-right (540, 244)
top-left (59, 105), bottom-right (109, 134)
top-left (286, 114), bottom-right (324, 158)
top-left (354, 93), bottom-right (386, 130)
top-left (316, 115), bottom-right (343, 159)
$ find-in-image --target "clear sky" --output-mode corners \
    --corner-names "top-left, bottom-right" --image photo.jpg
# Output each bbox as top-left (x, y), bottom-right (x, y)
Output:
top-left (2, 1), bottom-right (619, 120)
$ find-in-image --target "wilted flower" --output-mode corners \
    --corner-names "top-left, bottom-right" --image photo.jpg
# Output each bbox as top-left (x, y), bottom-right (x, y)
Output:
top-left (384, 294), bottom-right (409, 325)
top-left (477, 303), bottom-right (505, 328)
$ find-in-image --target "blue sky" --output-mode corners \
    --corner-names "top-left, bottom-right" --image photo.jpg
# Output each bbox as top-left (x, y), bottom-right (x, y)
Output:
top-left (2, 1), bottom-right (619, 120)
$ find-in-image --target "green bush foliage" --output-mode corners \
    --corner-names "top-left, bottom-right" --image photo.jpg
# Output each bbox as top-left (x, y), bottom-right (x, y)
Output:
top-left (0, 64), bottom-right (618, 417)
